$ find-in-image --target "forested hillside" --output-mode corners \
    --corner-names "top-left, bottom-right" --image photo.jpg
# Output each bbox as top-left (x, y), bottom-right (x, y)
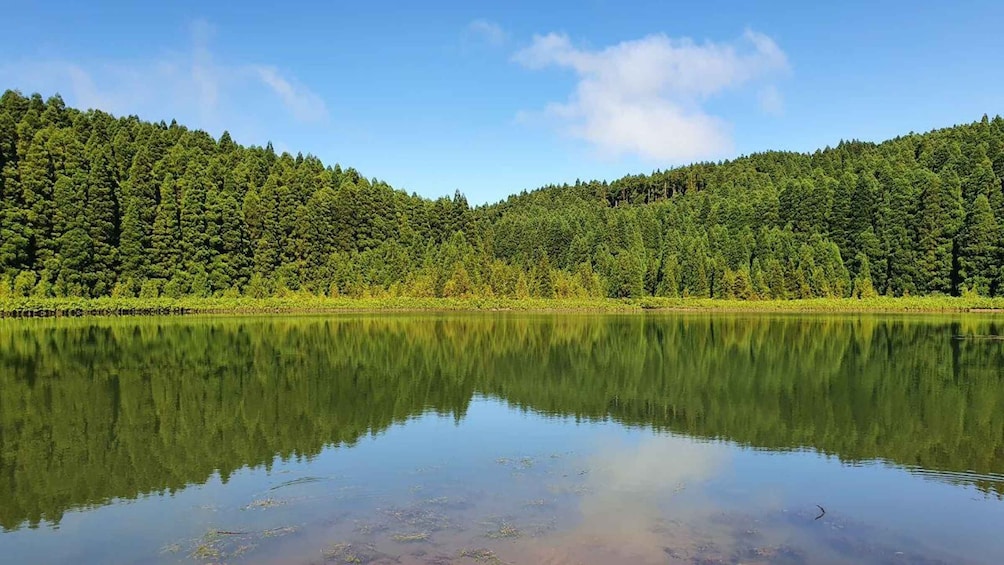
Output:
top-left (1, 89), bottom-right (1003, 300)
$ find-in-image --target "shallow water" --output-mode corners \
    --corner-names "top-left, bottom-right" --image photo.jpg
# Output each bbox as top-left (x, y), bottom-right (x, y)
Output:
top-left (1, 313), bottom-right (1003, 564)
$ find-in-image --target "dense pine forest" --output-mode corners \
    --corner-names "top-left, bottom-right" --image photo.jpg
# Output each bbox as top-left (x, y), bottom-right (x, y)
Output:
top-left (2, 89), bottom-right (1004, 300)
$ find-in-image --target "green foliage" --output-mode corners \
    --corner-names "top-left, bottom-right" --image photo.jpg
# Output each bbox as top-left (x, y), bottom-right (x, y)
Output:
top-left (12, 270), bottom-right (36, 297)
top-left (958, 194), bottom-right (1000, 296)
top-left (2, 89), bottom-right (1004, 300)
top-left (852, 254), bottom-right (878, 299)
top-left (138, 279), bottom-right (161, 299)
top-left (111, 278), bottom-right (136, 298)
top-left (655, 253), bottom-right (681, 297)
top-left (245, 272), bottom-right (271, 299)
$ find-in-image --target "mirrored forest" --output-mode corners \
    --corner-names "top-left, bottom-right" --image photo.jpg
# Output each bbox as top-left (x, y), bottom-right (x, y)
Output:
top-left (2, 314), bottom-right (1003, 531)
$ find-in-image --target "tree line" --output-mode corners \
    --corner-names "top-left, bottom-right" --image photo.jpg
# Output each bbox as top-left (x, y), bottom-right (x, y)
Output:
top-left (2, 89), bottom-right (1004, 299)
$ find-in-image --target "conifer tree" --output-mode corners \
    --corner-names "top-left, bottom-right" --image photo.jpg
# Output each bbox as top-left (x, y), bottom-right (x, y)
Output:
top-left (957, 194), bottom-right (999, 295)
top-left (151, 174), bottom-right (181, 279)
top-left (852, 253), bottom-right (877, 298)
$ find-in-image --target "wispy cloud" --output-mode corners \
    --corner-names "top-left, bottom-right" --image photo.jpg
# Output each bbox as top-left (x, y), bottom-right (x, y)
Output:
top-left (0, 19), bottom-right (328, 137)
top-left (758, 84), bottom-right (784, 116)
top-left (513, 29), bottom-right (789, 162)
top-left (189, 18), bottom-right (220, 119)
top-left (251, 65), bottom-right (328, 123)
top-left (467, 19), bottom-right (508, 47)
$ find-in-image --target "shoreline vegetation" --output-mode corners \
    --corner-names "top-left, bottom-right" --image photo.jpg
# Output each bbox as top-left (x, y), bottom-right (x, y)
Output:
top-left (2, 295), bottom-right (1004, 317)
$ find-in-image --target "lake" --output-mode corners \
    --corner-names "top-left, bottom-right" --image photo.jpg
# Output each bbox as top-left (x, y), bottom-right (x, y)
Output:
top-left (1, 313), bottom-right (1003, 564)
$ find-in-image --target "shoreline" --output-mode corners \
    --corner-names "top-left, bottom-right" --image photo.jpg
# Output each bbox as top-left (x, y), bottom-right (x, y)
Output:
top-left (2, 296), bottom-right (1004, 317)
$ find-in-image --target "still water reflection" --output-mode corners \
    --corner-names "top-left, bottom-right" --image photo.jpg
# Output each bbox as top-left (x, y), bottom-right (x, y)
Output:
top-left (1, 314), bottom-right (1003, 564)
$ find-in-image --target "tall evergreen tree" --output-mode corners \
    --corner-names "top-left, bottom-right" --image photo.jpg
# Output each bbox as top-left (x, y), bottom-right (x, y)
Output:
top-left (85, 147), bottom-right (118, 294)
top-left (151, 174), bottom-right (181, 279)
top-left (912, 170), bottom-right (957, 294)
top-left (957, 194), bottom-right (999, 295)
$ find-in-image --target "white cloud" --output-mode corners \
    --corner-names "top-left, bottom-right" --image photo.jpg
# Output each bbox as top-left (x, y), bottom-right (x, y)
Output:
top-left (0, 19), bottom-right (328, 134)
top-left (467, 19), bottom-right (508, 46)
top-left (758, 84), bottom-right (784, 116)
top-left (251, 65), bottom-right (328, 124)
top-left (513, 29), bottom-right (789, 162)
top-left (189, 18), bottom-right (220, 118)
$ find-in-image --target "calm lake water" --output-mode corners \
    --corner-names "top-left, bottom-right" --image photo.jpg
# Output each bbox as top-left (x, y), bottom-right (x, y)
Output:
top-left (1, 314), bottom-right (1003, 565)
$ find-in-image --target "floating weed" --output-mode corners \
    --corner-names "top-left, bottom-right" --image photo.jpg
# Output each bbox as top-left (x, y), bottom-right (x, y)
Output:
top-left (189, 530), bottom-right (231, 561)
top-left (261, 525), bottom-right (297, 538)
top-left (321, 541), bottom-right (357, 561)
top-left (159, 542), bottom-right (182, 554)
top-left (459, 548), bottom-right (507, 564)
top-left (354, 521), bottom-right (390, 536)
top-left (323, 542), bottom-right (351, 558)
top-left (190, 542), bottom-right (222, 560)
top-left (488, 523), bottom-right (521, 539)
top-left (202, 529), bottom-right (226, 540)
top-left (323, 542), bottom-right (363, 564)
top-left (231, 543), bottom-right (258, 558)
top-left (182, 525), bottom-right (296, 562)
top-left (391, 531), bottom-right (430, 543)
top-left (495, 456), bottom-right (537, 470)
top-left (381, 505), bottom-right (454, 531)
top-left (481, 519), bottom-right (521, 539)
top-left (243, 496), bottom-right (286, 510)
top-left (420, 495), bottom-right (470, 509)
top-left (422, 554), bottom-right (456, 565)
top-left (322, 541), bottom-right (393, 564)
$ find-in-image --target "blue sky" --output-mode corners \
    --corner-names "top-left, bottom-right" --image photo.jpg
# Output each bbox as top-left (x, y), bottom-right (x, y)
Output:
top-left (2, 1), bottom-right (1002, 204)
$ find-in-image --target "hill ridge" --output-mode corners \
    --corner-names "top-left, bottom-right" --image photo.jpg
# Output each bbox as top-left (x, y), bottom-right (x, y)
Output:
top-left (2, 89), bottom-right (1003, 300)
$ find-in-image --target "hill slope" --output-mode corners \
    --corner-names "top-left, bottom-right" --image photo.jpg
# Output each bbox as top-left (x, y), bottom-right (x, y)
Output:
top-left (1, 89), bottom-right (1003, 300)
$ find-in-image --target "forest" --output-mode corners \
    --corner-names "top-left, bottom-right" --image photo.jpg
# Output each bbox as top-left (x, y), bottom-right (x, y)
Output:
top-left (2, 89), bottom-right (1004, 300)
top-left (3, 315), bottom-right (1003, 530)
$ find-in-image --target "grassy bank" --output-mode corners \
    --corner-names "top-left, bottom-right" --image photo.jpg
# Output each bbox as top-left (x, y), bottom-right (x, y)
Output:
top-left (3, 295), bottom-right (1004, 317)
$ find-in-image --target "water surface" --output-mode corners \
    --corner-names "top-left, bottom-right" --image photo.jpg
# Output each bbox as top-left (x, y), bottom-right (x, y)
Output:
top-left (1, 313), bottom-right (1003, 564)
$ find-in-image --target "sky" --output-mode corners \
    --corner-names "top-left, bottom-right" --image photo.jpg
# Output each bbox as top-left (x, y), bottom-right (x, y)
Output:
top-left (1, 0), bottom-right (1002, 204)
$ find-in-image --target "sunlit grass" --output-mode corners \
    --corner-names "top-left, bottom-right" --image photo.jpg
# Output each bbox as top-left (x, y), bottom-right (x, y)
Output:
top-left (3, 294), bottom-right (1004, 316)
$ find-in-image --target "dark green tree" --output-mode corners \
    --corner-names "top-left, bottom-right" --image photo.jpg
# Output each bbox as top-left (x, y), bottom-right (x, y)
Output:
top-left (957, 194), bottom-right (999, 295)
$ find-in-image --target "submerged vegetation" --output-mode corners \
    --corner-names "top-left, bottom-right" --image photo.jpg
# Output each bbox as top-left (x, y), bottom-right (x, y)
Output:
top-left (3, 314), bottom-right (1004, 531)
top-left (3, 90), bottom-right (1004, 304)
